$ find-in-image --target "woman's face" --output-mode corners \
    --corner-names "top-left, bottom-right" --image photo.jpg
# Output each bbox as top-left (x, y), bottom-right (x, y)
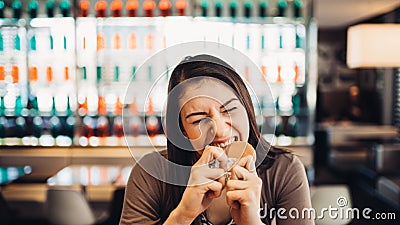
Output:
top-left (179, 78), bottom-right (249, 153)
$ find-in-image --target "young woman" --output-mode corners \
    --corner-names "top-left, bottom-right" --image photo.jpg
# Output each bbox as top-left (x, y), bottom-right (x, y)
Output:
top-left (120, 55), bottom-right (313, 225)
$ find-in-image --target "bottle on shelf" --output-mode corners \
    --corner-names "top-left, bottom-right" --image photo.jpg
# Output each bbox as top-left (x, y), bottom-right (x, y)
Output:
top-left (0, 0), bottom-right (5, 18)
top-left (111, 0), bottom-right (123, 17)
top-left (50, 113), bottom-right (62, 139)
top-left (113, 116), bottom-right (124, 138)
top-left (244, 0), bottom-right (252, 18)
top-left (82, 115), bottom-right (95, 138)
top-left (145, 97), bottom-right (160, 138)
top-left (59, 0), bottom-right (71, 17)
top-left (15, 116), bottom-right (26, 138)
top-left (259, 1), bottom-right (268, 18)
top-left (294, 0), bottom-right (303, 18)
top-left (159, 0), bottom-right (172, 17)
top-left (143, 0), bottom-right (156, 17)
top-left (98, 95), bottom-right (107, 116)
top-left (112, 97), bottom-right (124, 144)
top-left (128, 97), bottom-right (143, 138)
top-left (229, 0), bottom-right (238, 18)
top-left (200, 0), bottom-right (209, 17)
top-left (175, 0), bottom-right (187, 16)
top-left (96, 115), bottom-right (109, 138)
top-left (28, 0), bottom-right (39, 19)
top-left (95, 0), bottom-right (108, 18)
top-left (12, 0), bottom-right (22, 19)
top-left (78, 67), bottom-right (89, 116)
top-left (0, 116), bottom-right (6, 139)
top-left (126, 0), bottom-right (139, 17)
top-left (215, 0), bottom-right (223, 17)
top-left (79, 0), bottom-right (91, 17)
top-left (46, 0), bottom-right (56, 18)
top-left (277, 0), bottom-right (287, 17)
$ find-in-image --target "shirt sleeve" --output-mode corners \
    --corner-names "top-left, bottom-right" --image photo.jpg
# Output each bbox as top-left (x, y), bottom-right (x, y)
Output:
top-left (120, 155), bottom-right (164, 225)
top-left (274, 154), bottom-right (314, 225)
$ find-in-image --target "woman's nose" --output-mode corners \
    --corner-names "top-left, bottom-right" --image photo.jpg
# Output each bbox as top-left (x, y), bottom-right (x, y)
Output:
top-left (210, 114), bottom-right (230, 138)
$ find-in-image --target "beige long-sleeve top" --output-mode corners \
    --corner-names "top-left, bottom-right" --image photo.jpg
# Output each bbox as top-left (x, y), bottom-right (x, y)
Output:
top-left (120, 151), bottom-right (314, 225)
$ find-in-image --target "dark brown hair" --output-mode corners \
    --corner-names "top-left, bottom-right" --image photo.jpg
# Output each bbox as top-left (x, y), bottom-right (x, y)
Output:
top-left (163, 54), bottom-right (287, 223)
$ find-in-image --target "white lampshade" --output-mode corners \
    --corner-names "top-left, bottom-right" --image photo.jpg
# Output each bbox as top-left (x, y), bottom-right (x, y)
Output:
top-left (347, 24), bottom-right (400, 68)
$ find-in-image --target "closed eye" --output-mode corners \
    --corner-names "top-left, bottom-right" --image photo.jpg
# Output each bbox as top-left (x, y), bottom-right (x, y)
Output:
top-left (191, 117), bottom-right (210, 124)
top-left (192, 119), bottom-right (204, 124)
top-left (222, 107), bottom-right (237, 113)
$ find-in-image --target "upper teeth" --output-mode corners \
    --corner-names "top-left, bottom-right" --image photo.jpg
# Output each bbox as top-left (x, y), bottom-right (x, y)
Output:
top-left (211, 137), bottom-right (236, 148)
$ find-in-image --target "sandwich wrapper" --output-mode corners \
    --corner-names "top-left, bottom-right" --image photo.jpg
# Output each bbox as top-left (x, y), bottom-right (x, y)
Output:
top-left (208, 141), bottom-right (255, 171)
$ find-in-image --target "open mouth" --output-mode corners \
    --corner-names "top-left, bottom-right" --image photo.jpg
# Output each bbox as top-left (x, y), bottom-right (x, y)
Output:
top-left (209, 136), bottom-right (238, 149)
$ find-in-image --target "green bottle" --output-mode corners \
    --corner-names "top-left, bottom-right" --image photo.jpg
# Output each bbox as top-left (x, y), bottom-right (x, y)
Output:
top-left (12, 0), bottom-right (22, 19)
top-left (229, 0), bottom-right (238, 18)
top-left (215, 0), bottom-right (223, 17)
top-left (115, 66), bottom-right (120, 82)
top-left (14, 34), bottom-right (20, 50)
top-left (14, 96), bottom-right (23, 116)
top-left (201, 0), bottom-right (209, 17)
top-left (0, 1), bottom-right (5, 18)
top-left (244, 0), bottom-right (252, 18)
top-left (0, 96), bottom-right (4, 116)
top-left (259, 1), bottom-right (268, 18)
top-left (0, 33), bottom-right (3, 51)
top-left (294, 0), bottom-right (303, 18)
top-left (15, 116), bottom-right (26, 138)
top-left (277, 0), bottom-right (287, 17)
top-left (59, 0), bottom-right (71, 17)
top-left (51, 96), bottom-right (57, 116)
top-left (46, 0), bottom-right (56, 18)
top-left (0, 116), bottom-right (6, 138)
top-left (82, 66), bottom-right (87, 80)
top-left (30, 35), bottom-right (37, 51)
top-left (96, 66), bottom-right (102, 83)
top-left (28, 0), bottom-right (39, 19)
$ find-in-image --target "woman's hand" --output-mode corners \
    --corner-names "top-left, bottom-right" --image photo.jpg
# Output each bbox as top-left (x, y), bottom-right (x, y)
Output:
top-left (170, 145), bottom-right (228, 224)
top-left (226, 155), bottom-right (264, 225)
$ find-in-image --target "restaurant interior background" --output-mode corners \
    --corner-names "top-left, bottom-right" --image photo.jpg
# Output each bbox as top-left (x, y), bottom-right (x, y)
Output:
top-left (0, 0), bottom-right (399, 224)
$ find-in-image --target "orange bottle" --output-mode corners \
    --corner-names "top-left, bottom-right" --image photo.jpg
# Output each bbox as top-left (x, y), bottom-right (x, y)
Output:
top-left (110, 0), bottom-right (123, 17)
top-left (126, 0), bottom-right (138, 17)
top-left (143, 0), bottom-right (156, 17)
top-left (175, 0), bottom-right (187, 16)
top-left (145, 97), bottom-right (159, 137)
top-left (79, 0), bottom-right (90, 17)
top-left (12, 65), bottom-right (19, 83)
top-left (95, 0), bottom-right (107, 17)
top-left (0, 66), bottom-right (4, 81)
top-left (98, 96), bottom-right (107, 116)
top-left (158, 0), bottom-right (171, 17)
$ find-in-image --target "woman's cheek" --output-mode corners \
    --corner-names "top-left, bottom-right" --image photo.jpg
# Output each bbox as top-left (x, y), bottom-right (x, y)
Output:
top-left (233, 111), bottom-right (250, 140)
top-left (186, 126), bottom-right (201, 140)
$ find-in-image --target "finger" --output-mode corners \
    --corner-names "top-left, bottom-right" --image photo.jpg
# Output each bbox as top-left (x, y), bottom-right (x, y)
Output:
top-left (203, 167), bottom-right (226, 180)
top-left (231, 165), bottom-right (250, 181)
top-left (206, 181), bottom-right (223, 199)
top-left (196, 145), bottom-right (229, 169)
top-left (236, 155), bottom-right (256, 172)
top-left (216, 174), bottom-right (226, 189)
top-left (226, 190), bottom-right (243, 209)
top-left (190, 167), bottom-right (225, 186)
top-left (226, 179), bottom-right (248, 191)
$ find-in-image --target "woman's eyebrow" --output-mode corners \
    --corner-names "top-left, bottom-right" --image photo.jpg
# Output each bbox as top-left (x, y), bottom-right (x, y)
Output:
top-left (185, 111), bottom-right (207, 119)
top-left (220, 98), bottom-right (239, 109)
